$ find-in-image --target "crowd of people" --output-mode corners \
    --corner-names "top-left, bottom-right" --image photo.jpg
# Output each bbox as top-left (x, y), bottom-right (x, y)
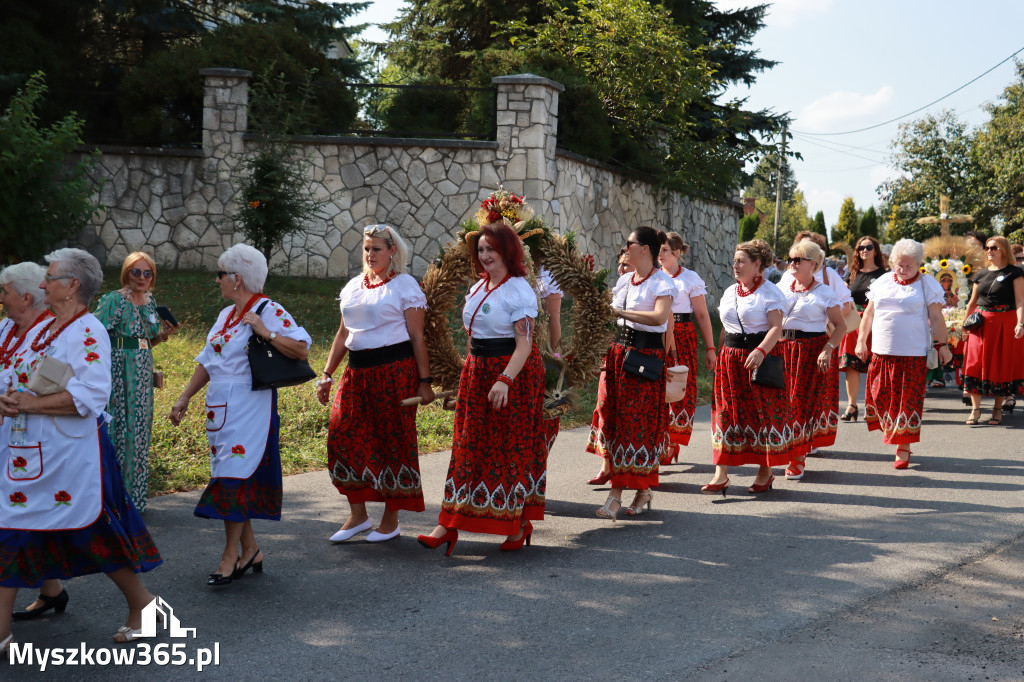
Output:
top-left (1, 212), bottom-right (1022, 655)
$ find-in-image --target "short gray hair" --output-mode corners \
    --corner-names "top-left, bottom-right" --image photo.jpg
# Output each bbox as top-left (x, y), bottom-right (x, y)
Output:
top-left (0, 262), bottom-right (47, 309)
top-left (219, 244), bottom-right (268, 293)
top-left (44, 248), bottom-right (104, 304)
top-left (889, 239), bottom-right (924, 268)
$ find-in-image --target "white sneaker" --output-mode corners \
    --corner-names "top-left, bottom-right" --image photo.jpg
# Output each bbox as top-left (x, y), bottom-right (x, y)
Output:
top-left (329, 518), bottom-right (372, 543)
top-left (366, 526), bottom-right (401, 543)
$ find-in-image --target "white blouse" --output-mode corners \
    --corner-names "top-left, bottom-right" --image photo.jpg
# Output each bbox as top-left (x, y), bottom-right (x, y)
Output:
top-left (778, 266), bottom-right (853, 305)
top-left (780, 282), bottom-right (841, 333)
top-left (339, 274), bottom-right (426, 351)
top-left (719, 280), bottom-right (787, 334)
top-left (612, 269), bottom-right (676, 333)
top-left (462, 276), bottom-right (538, 339)
top-left (867, 274), bottom-right (945, 357)
top-left (537, 267), bottom-right (563, 299)
top-left (665, 267), bottom-right (708, 314)
top-left (196, 299), bottom-right (313, 380)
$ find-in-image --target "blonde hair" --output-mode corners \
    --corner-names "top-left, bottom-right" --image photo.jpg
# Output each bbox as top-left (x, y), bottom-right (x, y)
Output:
top-left (120, 251), bottom-right (157, 288)
top-left (789, 240), bottom-right (825, 273)
top-left (361, 224), bottom-right (410, 276)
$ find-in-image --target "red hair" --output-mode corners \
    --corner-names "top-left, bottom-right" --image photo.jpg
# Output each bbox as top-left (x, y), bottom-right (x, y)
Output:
top-left (469, 223), bottom-right (527, 277)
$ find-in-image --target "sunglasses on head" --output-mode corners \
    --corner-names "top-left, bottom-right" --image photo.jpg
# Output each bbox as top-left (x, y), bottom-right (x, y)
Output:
top-left (856, 244), bottom-right (875, 251)
top-left (363, 224), bottom-right (391, 238)
top-left (129, 268), bottom-right (154, 279)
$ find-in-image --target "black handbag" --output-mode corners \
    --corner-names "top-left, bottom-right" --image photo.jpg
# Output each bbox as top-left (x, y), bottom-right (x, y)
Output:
top-left (246, 301), bottom-right (317, 390)
top-left (737, 309), bottom-right (785, 389)
top-left (622, 347), bottom-right (664, 381)
top-left (962, 311), bottom-right (984, 331)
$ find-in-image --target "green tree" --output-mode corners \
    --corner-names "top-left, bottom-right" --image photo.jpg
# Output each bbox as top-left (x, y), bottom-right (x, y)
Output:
top-left (832, 197), bottom-right (859, 244)
top-left (812, 210), bottom-right (827, 238)
top-left (975, 61), bottom-right (1024, 232)
top-left (0, 72), bottom-right (99, 264)
top-left (739, 213), bottom-right (760, 242)
top-left (746, 153), bottom-right (798, 205)
top-left (859, 206), bottom-right (879, 239)
top-left (753, 189), bottom-right (812, 253)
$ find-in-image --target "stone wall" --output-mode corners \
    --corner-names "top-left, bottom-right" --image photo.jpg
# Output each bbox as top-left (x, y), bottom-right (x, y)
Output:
top-left (71, 69), bottom-right (740, 302)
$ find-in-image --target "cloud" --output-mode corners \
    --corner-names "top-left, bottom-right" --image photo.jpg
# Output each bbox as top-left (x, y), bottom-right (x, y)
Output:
top-left (797, 86), bottom-right (895, 133)
top-left (714, 0), bottom-right (833, 28)
top-left (869, 165), bottom-right (902, 188)
top-left (801, 186), bottom-right (844, 225)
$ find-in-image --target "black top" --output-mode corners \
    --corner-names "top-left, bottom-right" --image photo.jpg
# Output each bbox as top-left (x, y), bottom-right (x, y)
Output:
top-left (973, 265), bottom-right (1024, 308)
top-left (848, 268), bottom-right (888, 307)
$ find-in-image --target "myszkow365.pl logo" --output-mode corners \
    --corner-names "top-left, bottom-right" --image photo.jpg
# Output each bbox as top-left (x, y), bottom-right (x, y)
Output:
top-left (9, 596), bottom-right (220, 672)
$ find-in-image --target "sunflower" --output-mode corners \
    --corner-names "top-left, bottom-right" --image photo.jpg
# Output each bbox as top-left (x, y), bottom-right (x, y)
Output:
top-left (962, 263), bottom-right (972, 276)
top-left (939, 258), bottom-right (949, 268)
top-left (920, 266), bottom-right (927, 273)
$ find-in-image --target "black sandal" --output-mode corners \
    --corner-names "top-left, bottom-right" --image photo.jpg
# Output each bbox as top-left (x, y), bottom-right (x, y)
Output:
top-left (840, 405), bottom-right (858, 422)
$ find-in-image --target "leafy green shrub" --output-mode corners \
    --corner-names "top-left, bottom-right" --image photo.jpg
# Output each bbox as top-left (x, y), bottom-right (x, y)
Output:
top-left (383, 83), bottom-right (468, 136)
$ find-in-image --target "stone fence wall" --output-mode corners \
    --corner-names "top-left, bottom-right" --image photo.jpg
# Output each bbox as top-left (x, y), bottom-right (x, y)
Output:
top-left (71, 69), bottom-right (740, 302)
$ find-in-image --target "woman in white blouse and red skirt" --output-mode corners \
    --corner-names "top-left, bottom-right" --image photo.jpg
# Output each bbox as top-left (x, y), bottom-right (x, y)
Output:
top-left (586, 226), bottom-right (674, 519)
top-left (777, 240), bottom-right (846, 481)
top-left (704, 239), bottom-right (795, 495)
top-left (659, 231), bottom-right (716, 464)
top-left (319, 225), bottom-right (434, 544)
top-left (856, 239), bottom-right (952, 468)
top-left (417, 223), bottom-right (546, 555)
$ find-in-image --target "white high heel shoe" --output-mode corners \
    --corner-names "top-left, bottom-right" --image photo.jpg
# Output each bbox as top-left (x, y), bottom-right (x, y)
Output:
top-left (330, 518), bottom-right (372, 543)
top-left (623, 489), bottom-right (654, 516)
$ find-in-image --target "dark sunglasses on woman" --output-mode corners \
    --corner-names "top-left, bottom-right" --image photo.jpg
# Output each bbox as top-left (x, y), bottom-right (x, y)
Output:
top-left (856, 244), bottom-right (875, 252)
top-left (130, 268), bottom-right (154, 279)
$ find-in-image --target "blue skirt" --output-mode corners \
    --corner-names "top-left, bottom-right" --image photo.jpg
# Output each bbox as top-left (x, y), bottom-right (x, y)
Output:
top-left (0, 422), bottom-right (162, 588)
top-left (194, 390), bottom-right (282, 522)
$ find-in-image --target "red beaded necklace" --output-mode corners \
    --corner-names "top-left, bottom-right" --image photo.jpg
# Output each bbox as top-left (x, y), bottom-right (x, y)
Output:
top-left (667, 265), bottom-right (684, 279)
top-left (0, 312), bottom-right (52, 365)
top-left (893, 272), bottom-right (920, 286)
top-left (216, 293), bottom-right (266, 336)
top-left (736, 275), bottom-right (763, 297)
top-left (30, 308), bottom-right (87, 351)
top-left (630, 267), bottom-right (657, 287)
top-left (464, 273), bottom-right (512, 335)
top-left (363, 272), bottom-right (396, 290)
top-left (790, 278), bottom-right (813, 293)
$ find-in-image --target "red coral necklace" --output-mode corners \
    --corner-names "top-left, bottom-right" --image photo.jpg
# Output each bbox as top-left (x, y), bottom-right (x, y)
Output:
top-left (30, 308), bottom-right (88, 351)
top-left (894, 272), bottom-right (920, 286)
top-left (217, 294), bottom-right (266, 336)
top-left (363, 272), bottom-right (396, 290)
top-left (0, 312), bottom-right (52, 364)
top-left (737, 275), bottom-right (763, 297)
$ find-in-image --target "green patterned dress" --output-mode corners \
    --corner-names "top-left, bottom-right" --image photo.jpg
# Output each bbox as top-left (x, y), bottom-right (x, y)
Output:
top-left (94, 291), bottom-right (162, 511)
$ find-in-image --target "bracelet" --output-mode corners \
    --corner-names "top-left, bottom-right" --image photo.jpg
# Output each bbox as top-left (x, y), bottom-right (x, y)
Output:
top-left (316, 378), bottom-right (333, 387)
top-left (750, 347), bottom-right (765, 358)
top-left (706, 346), bottom-right (716, 352)
top-left (419, 376), bottom-right (433, 384)
top-left (495, 373), bottom-right (514, 387)
top-left (825, 341), bottom-right (835, 349)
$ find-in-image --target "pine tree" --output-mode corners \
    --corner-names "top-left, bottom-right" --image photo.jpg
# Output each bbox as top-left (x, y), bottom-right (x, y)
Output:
top-left (739, 214), bottom-right (760, 242)
top-left (832, 197), bottom-right (859, 244)
top-left (859, 206), bottom-right (879, 239)
top-left (812, 210), bottom-right (827, 237)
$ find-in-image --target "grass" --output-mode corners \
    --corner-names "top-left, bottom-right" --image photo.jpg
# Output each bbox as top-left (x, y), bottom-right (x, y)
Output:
top-left (98, 269), bottom-right (718, 496)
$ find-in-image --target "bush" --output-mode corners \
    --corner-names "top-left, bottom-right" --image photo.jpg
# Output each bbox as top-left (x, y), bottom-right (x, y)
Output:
top-left (383, 83), bottom-right (468, 136)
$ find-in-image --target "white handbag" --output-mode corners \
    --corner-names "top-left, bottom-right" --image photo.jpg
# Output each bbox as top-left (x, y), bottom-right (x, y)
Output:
top-left (27, 355), bottom-right (75, 395)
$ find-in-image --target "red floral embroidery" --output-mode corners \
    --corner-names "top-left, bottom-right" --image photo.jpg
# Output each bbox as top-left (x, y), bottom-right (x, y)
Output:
top-left (211, 445), bottom-right (217, 454)
top-left (275, 309), bottom-right (283, 317)
top-left (84, 337), bottom-right (97, 346)
top-left (282, 320), bottom-right (292, 328)
top-left (212, 343), bottom-right (223, 354)
top-left (12, 456), bottom-right (27, 471)
top-left (9, 491), bottom-right (27, 506)
top-left (17, 372), bottom-right (28, 384)
top-left (85, 351), bottom-right (100, 363)
top-left (55, 490), bottom-right (72, 502)
top-left (207, 411), bottom-right (215, 421)
top-left (230, 445), bottom-right (246, 458)
top-left (90, 537), bottom-right (111, 559)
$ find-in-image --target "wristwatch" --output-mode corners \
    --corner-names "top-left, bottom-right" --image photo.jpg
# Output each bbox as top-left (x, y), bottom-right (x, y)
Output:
top-left (268, 332), bottom-right (278, 342)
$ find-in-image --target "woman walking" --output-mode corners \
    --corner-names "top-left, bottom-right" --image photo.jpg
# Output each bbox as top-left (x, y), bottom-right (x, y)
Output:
top-left (839, 237), bottom-right (887, 423)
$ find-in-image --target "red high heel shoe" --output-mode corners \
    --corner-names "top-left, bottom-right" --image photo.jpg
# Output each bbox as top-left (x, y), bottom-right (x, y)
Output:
top-left (499, 521), bottom-right (533, 551)
top-left (587, 470), bottom-right (612, 485)
top-left (700, 478), bottom-right (730, 497)
top-left (894, 448), bottom-right (912, 470)
top-left (416, 528), bottom-right (458, 556)
top-left (748, 475), bottom-right (774, 493)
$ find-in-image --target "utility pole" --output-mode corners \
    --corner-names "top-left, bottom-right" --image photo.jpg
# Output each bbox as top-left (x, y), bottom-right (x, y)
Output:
top-left (773, 124), bottom-right (787, 256)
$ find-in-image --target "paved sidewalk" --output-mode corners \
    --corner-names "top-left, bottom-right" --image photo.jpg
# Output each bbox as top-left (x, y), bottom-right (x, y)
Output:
top-left (5, 386), bottom-right (1024, 680)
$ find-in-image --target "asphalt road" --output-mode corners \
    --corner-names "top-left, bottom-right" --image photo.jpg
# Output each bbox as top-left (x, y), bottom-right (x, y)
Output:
top-left (5, 384), bottom-right (1024, 681)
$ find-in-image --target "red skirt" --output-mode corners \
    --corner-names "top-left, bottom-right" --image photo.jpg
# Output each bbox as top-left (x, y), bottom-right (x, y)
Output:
top-left (864, 355), bottom-right (926, 444)
top-left (439, 346), bottom-right (546, 536)
top-left (839, 308), bottom-right (870, 373)
top-left (585, 342), bottom-right (667, 490)
top-left (666, 321), bottom-right (698, 455)
top-left (711, 346), bottom-right (796, 467)
top-left (962, 309), bottom-right (1024, 396)
top-left (778, 336), bottom-right (838, 457)
top-left (327, 354), bottom-right (424, 512)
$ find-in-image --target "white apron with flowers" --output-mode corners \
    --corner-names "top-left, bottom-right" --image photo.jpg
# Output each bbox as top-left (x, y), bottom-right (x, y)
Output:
top-left (1, 314), bottom-right (110, 531)
top-left (196, 299), bottom-right (311, 480)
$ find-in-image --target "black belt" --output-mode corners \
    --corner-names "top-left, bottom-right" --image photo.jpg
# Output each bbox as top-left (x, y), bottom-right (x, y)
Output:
top-left (470, 337), bottom-right (517, 357)
top-left (614, 326), bottom-right (664, 350)
top-left (673, 313), bottom-right (692, 323)
top-left (780, 330), bottom-right (826, 340)
top-left (348, 341), bottom-right (413, 369)
top-left (723, 331), bottom-right (767, 349)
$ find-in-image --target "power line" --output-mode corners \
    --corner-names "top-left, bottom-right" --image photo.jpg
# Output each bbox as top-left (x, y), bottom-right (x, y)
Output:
top-left (799, 163), bottom-right (888, 173)
top-left (794, 134), bottom-right (888, 164)
top-left (791, 133), bottom-right (890, 155)
top-left (793, 44), bottom-right (1024, 136)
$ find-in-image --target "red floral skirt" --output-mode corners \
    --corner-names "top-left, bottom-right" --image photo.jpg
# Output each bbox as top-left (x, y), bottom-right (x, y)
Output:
top-left (666, 321), bottom-right (698, 454)
top-left (778, 335), bottom-right (838, 457)
top-left (864, 355), bottom-right (926, 444)
top-left (962, 309), bottom-right (1024, 396)
top-left (585, 342), bottom-right (667, 489)
top-left (839, 308), bottom-right (870, 373)
top-left (711, 346), bottom-right (795, 467)
top-left (439, 346), bottom-right (546, 536)
top-left (327, 355), bottom-right (424, 512)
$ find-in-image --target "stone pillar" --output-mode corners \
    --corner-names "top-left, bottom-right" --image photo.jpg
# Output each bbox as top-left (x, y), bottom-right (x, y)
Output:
top-left (199, 68), bottom-right (252, 180)
top-left (492, 74), bottom-right (564, 222)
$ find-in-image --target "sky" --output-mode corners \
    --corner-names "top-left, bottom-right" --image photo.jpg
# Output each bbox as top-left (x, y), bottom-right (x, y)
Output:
top-left (349, 0), bottom-right (1024, 228)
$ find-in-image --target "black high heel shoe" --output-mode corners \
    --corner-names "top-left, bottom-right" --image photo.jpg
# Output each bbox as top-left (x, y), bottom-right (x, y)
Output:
top-left (1004, 396), bottom-right (1016, 413)
top-left (840, 405), bottom-right (858, 422)
top-left (12, 589), bottom-right (69, 620)
top-left (231, 549), bottom-right (263, 579)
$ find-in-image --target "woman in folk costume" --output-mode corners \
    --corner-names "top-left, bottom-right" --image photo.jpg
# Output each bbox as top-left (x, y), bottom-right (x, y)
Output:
top-left (169, 244), bottom-right (311, 585)
top-left (418, 221), bottom-right (546, 555)
top-left (658, 231), bottom-right (716, 465)
top-left (319, 224), bottom-right (433, 544)
top-left (776, 240), bottom-right (846, 480)
top-left (0, 250), bottom-right (160, 651)
top-left (855, 239), bottom-right (952, 468)
top-left (586, 226), bottom-right (674, 519)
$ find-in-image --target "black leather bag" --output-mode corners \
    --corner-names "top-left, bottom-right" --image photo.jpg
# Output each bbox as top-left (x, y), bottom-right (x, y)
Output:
top-left (751, 354), bottom-right (785, 389)
top-left (962, 311), bottom-right (984, 331)
top-left (622, 348), bottom-right (664, 381)
top-left (246, 302), bottom-right (316, 390)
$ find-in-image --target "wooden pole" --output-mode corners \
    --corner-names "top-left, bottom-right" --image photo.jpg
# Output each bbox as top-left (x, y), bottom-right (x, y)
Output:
top-left (773, 124), bottom-right (787, 255)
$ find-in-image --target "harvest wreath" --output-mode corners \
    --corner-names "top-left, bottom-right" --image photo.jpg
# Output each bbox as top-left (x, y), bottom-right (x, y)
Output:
top-left (420, 188), bottom-right (615, 418)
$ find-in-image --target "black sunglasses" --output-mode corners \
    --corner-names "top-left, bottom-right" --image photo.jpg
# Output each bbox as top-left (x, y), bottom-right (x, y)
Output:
top-left (984, 246), bottom-right (1000, 251)
top-left (625, 240), bottom-right (640, 248)
top-left (787, 257), bottom-right (811, 265)
top-left (216, 270), bottom-right (237, 279)
top-left (856, 244), bottom-right (875, 252)
top-left (129, 268), bottom-right (154, 279)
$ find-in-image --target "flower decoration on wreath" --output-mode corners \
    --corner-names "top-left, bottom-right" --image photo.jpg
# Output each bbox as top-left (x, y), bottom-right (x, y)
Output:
top-left (421, 187), bottom-right (615, 419)
top-left (922, 234), bottom-right (986, 344)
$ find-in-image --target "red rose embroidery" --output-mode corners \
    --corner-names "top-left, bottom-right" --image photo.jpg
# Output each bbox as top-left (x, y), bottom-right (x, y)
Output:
top-left (17, 372), bottom-right (28, 385)
top-left (9, 492), bottom-right (27, 506)
top-left (282, 320), bottom-right (291, 328)
top-left (212, 344), bottom-right (223, 354)
top-left (54, 490), bottom-right (72, 506)
top-left (85, 351), bottom-right (100, 363)
top-left (230, 444), bottom-right (246, 458)
top-left (84, 337), bottom-right (97, 346)
top-left (207, 411), bottom-right (215, 421)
